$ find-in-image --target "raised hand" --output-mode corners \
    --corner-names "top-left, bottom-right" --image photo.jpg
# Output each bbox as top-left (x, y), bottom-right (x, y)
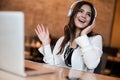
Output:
top-left (81, 20), bottom-right (95, 36)
top-left (35, 24), bottom-right (50, 46)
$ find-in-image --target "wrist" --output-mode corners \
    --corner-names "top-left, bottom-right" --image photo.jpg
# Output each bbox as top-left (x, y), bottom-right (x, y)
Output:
top-left (42, 39), bottom-right (50, 46)
top-left (42, 41), bottom-right (49, 46)
top-left (81, 32), bottom-right (86, 36)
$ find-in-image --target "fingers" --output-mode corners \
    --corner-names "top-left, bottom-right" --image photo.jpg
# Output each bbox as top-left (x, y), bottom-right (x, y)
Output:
top-left (88, 19), bottom-right (95, 29)
top-left (40, 24), bottom-right (48, 32)
top-left (35, 24), bottom-right (40, 36)
top-left (40, 24), bottom-right (45, 33)
top-left (35, 24), bottom-right (49, 35)
top-left (37, 24), bottom-right (43, 34)
top-left (46, 27), bottom-right (49, 35)
top-left (91, 22), bottom-right (95, 29)
top-left (41, 24), bottom-right (49, 35)
top-left (35, 24), bottom-right (44, 33)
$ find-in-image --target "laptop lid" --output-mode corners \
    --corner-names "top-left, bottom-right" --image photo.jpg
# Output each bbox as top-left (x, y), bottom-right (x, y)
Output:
top-left (0, 11), bottom-right (56, 77)
top-left (0, 11), bottom-right (26, 76)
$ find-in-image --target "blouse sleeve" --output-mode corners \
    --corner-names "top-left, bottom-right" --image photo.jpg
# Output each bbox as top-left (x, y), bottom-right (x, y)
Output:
top-left (38, 36), bottom-right (64, 65)
top-left (75, 35), bottom-right (103, 69)
top-left (38, 44), bottom-right (54, 64)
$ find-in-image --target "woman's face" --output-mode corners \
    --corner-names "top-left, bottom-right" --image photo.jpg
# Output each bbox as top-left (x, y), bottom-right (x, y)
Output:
top-left (74, 4), bottom-right (92, 29)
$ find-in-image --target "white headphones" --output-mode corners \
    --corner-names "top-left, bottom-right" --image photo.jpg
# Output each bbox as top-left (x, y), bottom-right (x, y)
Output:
top-left (67, 0), bottom-right (97, 18)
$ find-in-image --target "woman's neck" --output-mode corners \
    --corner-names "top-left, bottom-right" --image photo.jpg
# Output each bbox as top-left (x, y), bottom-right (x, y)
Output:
top-left (75, 28), bottom-right (81, 38)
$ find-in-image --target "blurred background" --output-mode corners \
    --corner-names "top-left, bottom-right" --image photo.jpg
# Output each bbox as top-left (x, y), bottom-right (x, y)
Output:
top-left (0, 0), bottom-right (120, 78)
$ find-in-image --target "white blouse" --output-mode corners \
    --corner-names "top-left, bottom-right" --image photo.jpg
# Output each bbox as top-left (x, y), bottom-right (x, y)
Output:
top-left (38, 35), bottom-right (103, 72)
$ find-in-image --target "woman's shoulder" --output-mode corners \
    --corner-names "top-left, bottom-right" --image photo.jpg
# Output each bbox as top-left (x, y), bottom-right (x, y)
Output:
top-left (57, 36), bottom-right (64, 42)
top-left (91, 34), bottom-right (102, 38)
top-left (89, 34), bottom-right (102, 40)
top-left (54, 36), bottom-right (65, 48)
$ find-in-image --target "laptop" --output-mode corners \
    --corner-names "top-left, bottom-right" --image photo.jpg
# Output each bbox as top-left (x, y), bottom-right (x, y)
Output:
top-left (0, 11), bottom-right (55, 77)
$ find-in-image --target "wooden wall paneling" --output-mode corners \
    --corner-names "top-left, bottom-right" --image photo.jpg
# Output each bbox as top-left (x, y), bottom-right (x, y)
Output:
top-left (110, 0), bottom-right (120, 48)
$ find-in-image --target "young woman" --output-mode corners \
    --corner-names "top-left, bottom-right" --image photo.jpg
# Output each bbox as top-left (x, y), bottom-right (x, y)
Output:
top-left (35, 1), bottom-right (103, 72)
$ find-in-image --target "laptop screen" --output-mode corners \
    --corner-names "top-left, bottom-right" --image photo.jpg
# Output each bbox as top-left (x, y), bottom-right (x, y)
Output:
top-left (0, 11), bottom-right (25, 75)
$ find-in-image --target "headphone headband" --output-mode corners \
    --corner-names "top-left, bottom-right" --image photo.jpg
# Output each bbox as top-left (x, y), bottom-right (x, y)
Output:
top-left (68, 0), bottom-right (83, 17)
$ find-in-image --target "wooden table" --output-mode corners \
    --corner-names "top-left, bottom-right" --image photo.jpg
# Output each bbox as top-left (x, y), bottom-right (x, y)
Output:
top-left (0, 60), bottom-right (120, 80)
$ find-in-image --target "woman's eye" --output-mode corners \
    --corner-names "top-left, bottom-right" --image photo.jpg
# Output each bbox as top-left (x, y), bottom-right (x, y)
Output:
top-left (78, 9), bottom-right (83, 13)
top-left (87, 13), bottom-right (91, 17)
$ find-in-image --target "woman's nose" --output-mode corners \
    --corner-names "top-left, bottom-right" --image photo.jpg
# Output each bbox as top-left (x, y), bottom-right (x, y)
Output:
top-left (81, 13), bottom-right (86, 18)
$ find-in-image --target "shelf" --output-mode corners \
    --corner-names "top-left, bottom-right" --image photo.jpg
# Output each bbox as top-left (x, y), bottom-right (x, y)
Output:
top-left (107, 55), bottom-right (120, 62)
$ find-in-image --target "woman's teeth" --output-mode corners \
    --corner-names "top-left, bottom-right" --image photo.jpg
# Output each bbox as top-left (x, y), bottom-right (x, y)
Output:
top-left (78, 19), bottom-right (85, 23)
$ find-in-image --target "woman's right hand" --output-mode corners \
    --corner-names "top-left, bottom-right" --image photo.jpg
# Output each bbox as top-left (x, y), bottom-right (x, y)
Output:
top-left (35, 24), bottom-right (50, 46)
top-left (81, 20), bottom-right (95, 36)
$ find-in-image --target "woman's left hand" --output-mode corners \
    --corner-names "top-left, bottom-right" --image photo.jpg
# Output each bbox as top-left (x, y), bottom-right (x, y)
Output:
top-left (81, 21), bottom-right (95, 36)
top-left (35, 24), bottom-right (50, 46)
